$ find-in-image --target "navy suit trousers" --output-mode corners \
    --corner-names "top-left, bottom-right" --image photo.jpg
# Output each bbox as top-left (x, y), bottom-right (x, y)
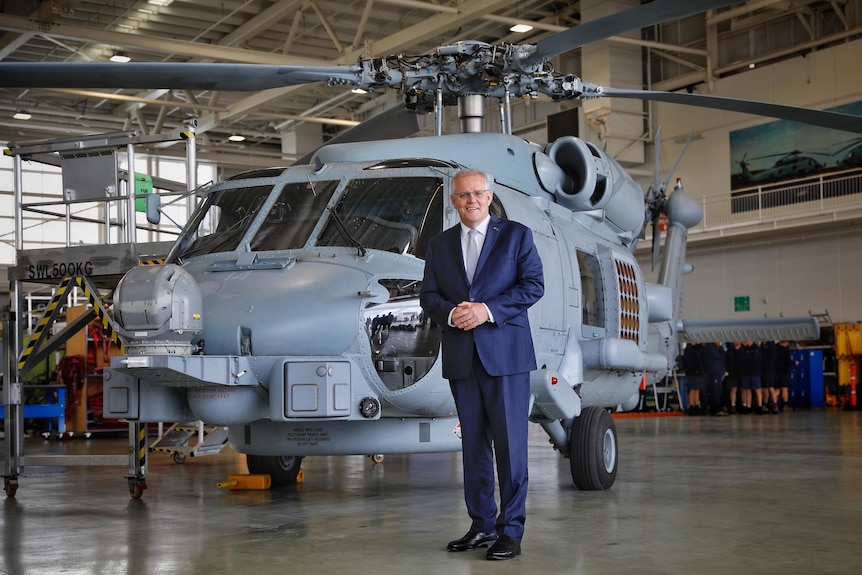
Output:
top-left (450, 348), bottom-right (530, 541)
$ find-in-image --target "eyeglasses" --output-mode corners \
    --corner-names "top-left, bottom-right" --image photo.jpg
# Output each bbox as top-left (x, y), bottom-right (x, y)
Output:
top-left (452, 190), bottom-right (490, 200)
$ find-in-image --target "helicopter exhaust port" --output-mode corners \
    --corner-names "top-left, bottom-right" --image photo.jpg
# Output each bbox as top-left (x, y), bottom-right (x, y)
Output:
top-left (537, 136), bottom-right (612, 212)
top-left (535, 136), bottom-right (646, 240)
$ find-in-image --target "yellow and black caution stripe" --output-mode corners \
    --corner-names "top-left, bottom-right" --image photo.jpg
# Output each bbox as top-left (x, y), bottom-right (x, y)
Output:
top-left (136, 422), bottom-right (148, 472)
top-left (17, 277), bottom-right (74, 372)
top-left (150, 423), bottom-right (200, 455)
top-left (72, 276), bottom-right (125, 355)
top-left (139, 258), bottom-right (165, 266)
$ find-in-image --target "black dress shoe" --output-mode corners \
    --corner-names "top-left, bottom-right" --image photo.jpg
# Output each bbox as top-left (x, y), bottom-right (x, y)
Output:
top-left (447, 529), bottom-right (498, 552)
top-left (485, 535), bottom-right (521, 560)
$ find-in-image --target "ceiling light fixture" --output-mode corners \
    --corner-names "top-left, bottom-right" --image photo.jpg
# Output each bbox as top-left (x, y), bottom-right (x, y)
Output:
top-left (110, 51), bottom-right (131, 63)
top-left (13, 110), bottom-right (32, 120)
top-left (509, 23), bottom-right (533, 33)
top-left (228, 134), bottom-right (246, 142)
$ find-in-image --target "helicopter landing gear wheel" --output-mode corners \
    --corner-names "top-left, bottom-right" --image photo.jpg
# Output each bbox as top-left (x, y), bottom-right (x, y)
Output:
top-left (246, 455), bottom-right (304, 486)
top-left (569, 406), bottom-right (617, 490)
top-left (4, 478), bottom-right (18, 498)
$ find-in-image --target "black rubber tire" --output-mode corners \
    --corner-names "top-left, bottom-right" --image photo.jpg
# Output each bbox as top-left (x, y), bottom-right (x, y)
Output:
top-left (569, 406), bottom-right (618, 490)
top-left (246, 455), bottom-right (303, 486)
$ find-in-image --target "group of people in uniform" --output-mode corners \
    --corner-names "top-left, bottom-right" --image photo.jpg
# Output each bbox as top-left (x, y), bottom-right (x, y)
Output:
top-left (681, 341), bottom-right (797, 416)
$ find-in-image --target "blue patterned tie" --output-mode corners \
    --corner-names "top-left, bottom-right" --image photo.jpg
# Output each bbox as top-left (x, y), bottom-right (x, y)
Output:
top-left (465, 229), bottom-right (479, 284)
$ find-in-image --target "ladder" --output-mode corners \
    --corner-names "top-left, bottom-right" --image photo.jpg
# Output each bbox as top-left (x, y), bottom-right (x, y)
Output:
top-left (150, 421), bottom-right (229, 463)
top-left (636, 371), bottom-right (682, 412)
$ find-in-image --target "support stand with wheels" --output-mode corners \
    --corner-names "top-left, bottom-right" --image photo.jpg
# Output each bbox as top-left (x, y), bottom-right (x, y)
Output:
top-left (126, 422), bottom-right (149, 500)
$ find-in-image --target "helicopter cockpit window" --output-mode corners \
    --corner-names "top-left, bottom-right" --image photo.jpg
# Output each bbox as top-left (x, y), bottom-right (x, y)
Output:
top-left (577, 250), bottom-right (605, 328)
top-left (250, 180), bottom-right (339, 251)
top-left (487, 189), bottom-right (508, 220)
top-left (317, 176), bottom-right (443, 257)
top-left (173, 185), bottom-right (272, 260)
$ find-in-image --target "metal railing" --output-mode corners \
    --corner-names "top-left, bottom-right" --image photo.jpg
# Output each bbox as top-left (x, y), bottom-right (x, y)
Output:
top-left (5, 130), bottom-right (196, 253)
top-left (695, 167), bottom-right (862, 234)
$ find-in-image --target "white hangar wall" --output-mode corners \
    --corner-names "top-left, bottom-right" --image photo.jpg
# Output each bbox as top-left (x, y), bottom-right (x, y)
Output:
top-left (680, 232), bottom-right (862, 322)
top-left (643, 38), bottom-right (862, 324)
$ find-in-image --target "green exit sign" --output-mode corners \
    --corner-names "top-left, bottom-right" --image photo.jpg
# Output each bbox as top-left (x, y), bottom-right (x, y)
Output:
top-left (734, 296), bottom-right (750, 312)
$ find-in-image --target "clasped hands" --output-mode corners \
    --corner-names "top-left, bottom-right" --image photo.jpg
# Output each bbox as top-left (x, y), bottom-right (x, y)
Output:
top-left (452, 301), bottom-right (489, 331)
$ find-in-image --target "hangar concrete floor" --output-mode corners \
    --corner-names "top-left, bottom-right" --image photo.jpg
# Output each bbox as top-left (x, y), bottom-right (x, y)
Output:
top-left (2, 409), bottom-right (860, 575)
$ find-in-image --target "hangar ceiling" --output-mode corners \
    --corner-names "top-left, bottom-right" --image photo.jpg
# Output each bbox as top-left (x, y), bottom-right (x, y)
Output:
top-left (1, 0), bottom-right (861, 168)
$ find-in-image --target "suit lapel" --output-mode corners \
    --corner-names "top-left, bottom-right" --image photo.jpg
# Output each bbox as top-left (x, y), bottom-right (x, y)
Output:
top-left (442, 225), bottom-right (469, 285)
top-left (474, 215), bottom-right (501, 282)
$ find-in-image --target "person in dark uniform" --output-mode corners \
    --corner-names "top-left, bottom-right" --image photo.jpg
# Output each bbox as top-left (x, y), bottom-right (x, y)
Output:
top-left (682, 342), bottom-right (706, 415)
top-left (761, 340), bottom-right (778, 413)
top-left (739, 341), bottom-right (763, 414)
top-left (775, 341), bottom-right (796, 412)
top-left (724, 342), bottom-right (742, 414)
top-left (420, 168), bottom-right (544, 561)
top-left (702, 342), bottom-right (727, 416)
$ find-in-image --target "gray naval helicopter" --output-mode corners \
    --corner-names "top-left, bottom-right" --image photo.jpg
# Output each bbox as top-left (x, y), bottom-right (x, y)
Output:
top-left (2, 0), bottom-right (846, 492)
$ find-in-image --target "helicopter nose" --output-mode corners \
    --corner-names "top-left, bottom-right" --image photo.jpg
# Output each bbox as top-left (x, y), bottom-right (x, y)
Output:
top-left (200, 259), bottom-right (373, 357)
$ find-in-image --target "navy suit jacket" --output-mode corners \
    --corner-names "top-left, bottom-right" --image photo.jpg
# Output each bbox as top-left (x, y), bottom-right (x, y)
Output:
top-left (420, 214), bottom-right (544, 380)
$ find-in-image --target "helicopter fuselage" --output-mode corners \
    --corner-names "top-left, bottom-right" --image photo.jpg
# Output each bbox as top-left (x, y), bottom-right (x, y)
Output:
top-left (103, 132), bottom-right (679, 461)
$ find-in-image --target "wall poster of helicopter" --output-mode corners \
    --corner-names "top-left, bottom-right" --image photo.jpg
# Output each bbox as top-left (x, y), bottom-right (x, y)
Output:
top-left (729, 100), bottom-right (862, 213)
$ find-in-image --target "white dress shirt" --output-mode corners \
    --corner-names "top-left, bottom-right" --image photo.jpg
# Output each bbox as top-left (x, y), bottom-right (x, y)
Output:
top-left (447, 215), bottom-right (495, 326)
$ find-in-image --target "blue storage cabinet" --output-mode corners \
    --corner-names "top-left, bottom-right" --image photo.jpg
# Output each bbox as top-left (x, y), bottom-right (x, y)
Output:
top-left (0, 387), bottom-right (66, 434)
top-left (790, 350), bottom-right (824, 408)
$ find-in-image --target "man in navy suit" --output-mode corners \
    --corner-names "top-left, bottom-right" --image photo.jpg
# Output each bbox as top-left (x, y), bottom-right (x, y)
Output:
top-left (420, 168), bottom-right (544, 560)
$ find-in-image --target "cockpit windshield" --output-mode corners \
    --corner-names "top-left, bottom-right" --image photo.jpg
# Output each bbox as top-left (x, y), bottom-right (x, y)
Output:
top-left (171, 180), bottom-right (339, 260)
top-left (317, 176), bottom-right (443, 258)
top-left (250, 180), bottom-right (339, 251)
top-left (172, 185), bottom-right (273, 260)
top-left (170, 174), bottom-right (444, 262)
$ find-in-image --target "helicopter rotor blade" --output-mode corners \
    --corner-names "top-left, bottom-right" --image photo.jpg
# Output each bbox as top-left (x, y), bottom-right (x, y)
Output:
top-left (832, 137), bottom-right (862, 155)
top-left (662, 129), bottom-right (695, 192)
top-left (0, 62), bottom-right (362, 91)
top-left (599, 88), bottom-right (862, 135)
top-left (747, 149), bottom-right (833, 161)
top-left (1, 0), bottom-right (855, 145)
top-left (530, 0), bottom-right (736, 64)
top-left (640, 127), bottom-right (661, 241)
top-left (652, 126), bottom-right (662, 204)
top-left (648, 127), bottom-right (665, 270)
top-left (650, 129), bottom-right (694, 271)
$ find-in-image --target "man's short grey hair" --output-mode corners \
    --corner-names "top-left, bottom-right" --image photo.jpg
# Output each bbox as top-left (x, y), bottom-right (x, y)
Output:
top-left (452, 168), bottom-right (494, 193)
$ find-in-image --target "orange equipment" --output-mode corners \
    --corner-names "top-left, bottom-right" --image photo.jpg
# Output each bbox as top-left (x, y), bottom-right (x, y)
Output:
top-left (217, 474), bottom-right (272, 490)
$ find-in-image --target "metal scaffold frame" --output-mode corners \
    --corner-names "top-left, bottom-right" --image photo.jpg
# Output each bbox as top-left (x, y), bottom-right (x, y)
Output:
top-left (2, 128), bottom-right (196, 499)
